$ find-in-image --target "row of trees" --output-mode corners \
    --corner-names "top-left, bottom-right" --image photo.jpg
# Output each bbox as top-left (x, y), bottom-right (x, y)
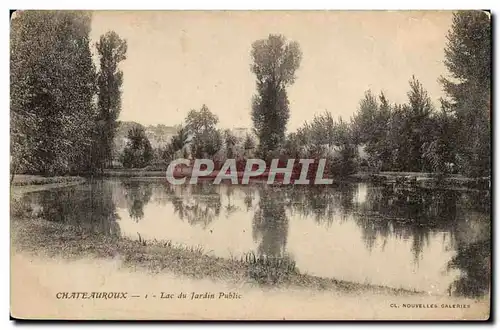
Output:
top-left (247, 11), bottom-right (490, 177)
top-left (11, 11), bottom-right (127, 179)
top-left (120, 104), bottom-right (258, 169)
top-left (123, 11), bottom-right (490, 178)
top-left (351, 11), bottom-right (490, 177)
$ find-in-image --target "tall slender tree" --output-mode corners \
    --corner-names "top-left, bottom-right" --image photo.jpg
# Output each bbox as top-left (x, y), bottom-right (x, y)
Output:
top-left (250, 34), bottom-right (302, 158)
top-left (96, 31), bottom-right (128, 171)
top-left (440, 10), bottom-right (491, 177)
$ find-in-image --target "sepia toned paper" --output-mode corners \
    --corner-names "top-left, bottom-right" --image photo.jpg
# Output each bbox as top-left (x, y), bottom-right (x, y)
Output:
top-left (10, 10), bottom-right (491, 321)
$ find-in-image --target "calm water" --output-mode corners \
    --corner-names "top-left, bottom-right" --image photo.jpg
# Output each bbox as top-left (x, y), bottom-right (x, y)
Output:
top-left (20, 178), bottom-right (490, 297)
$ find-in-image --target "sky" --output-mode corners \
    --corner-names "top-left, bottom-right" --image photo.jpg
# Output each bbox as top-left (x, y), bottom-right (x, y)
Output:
top-left (89, 11), bottom-right (454, 131)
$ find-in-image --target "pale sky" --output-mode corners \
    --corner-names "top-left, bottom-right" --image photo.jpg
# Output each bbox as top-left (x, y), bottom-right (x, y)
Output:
top-left (89, 11), bottom-right (454, 131)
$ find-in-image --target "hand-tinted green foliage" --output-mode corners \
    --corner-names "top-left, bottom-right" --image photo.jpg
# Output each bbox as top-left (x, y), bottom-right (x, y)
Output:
top-left (121, 127), bottom-right (153, 168)
top-left (251, 34), bottom-right (302, 157)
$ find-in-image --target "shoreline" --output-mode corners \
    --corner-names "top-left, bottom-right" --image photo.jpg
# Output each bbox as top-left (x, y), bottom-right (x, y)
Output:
top-left (10, 180), bottom-right (427, 297)
top-left (10, 171), bottom-right (490, 192)
top-left (9, 177), bottom-right (488, 297)
top-left (11, 216), bottom-right (423, 296)
top-left (100, 169), bottom-right (490, 191)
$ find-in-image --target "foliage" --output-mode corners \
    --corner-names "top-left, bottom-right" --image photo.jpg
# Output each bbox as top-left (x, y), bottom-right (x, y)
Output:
top-left (352, 77), bottom-right (438, 173)
top-left (291, 112), bottom-right (358, 176)
top-left (223, 129), bottom-right (238, 159)
top-left (243, 133), bottom-right (256, 151)
top-left (10, 11), bottom-right (97, 176)
top-left (250, 34), bottom-right (302, 157)
top-left (121, 127), bottom-right (153, 168)
top-left (161, 125), bottom-right (190, 162)
top-left (10, 11), bottom-right (127, 178)
top-left (185, 104), bottom-right (218, 136)
top-left (439, 11), bottom-right (491, 177)
top-left (95, 31), bottom-right (128, 171)
top-left (186, 105), bottom-right (222, 158)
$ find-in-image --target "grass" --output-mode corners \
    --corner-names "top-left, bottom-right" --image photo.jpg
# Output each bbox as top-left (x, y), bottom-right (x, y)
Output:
top-left (10, 210), bottom-right (422, 296)
top-left (10, 176), bottom-right (426, 296)
top-left (11, 175), bottom-right (85, 187)
top-left (102, 169), bottom-right (166, 178)
top-left (242, 252), bottom-right (298, 285)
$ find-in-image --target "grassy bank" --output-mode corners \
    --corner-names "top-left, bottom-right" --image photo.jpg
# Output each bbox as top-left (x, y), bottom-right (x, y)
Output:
top-left (102, 169), bottom-right (166, 178)
top-left (10, 215), bottom-right (422, 296)
top-left (10, 180), bottom-right (421, 295)
top-left (11, 175), bottom-right (86, 187)
top-left (10, 175), bottom-right (87, 196)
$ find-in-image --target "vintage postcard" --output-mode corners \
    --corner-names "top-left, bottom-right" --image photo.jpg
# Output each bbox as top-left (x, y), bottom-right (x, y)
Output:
top-left (10, 10), bottom-right (491, 320)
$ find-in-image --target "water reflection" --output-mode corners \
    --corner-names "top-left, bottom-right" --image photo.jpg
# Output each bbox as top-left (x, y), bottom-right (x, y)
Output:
top-left (252, 188), bottom-right (288, 257)
top-left (447, 239), bottom-right (490, 297)
top-left (21, 180), bottom-right (121, 236)
top-left (121, 181), bottom-right (153, 221)
top-left (165, 183), bottom-right (222, 228)
top-left (19, 179), bottom-right (490, 297)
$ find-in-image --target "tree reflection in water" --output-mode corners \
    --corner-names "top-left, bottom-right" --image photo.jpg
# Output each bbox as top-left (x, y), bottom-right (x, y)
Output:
top-left (447, 239), bottom-right (490, 297)
top-left (252, 187), bottom-right (289, 258)
top-left (121, 181), bottom-right (153, 221)
top-left (28, 180), bottom-right (121, 236)
top-left (281, 184), bottom-right (354, 225)
top-left (163, 182), bottom-right (222, 229)
top-left (243, 186), bottom-right (255, 211)
top-left (351, 186), bottom-right (464, 263)
top-left (21, 179), bottom-right (489, 298)
top-left (224, 185), bottom-right (240, 218)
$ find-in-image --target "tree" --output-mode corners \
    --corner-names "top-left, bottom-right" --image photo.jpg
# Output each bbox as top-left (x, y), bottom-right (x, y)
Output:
top-left (223, 129), bottom-right (238, 159)
top-left (330, 117), bottom-right (357, 176)
top-left (352, 77), bottom-right (435, 172)
top-left (250, 34), bottom-right (302, 158)
top-left (95, 31), bottom-right (128, 171)
top-left (163, 125), bottom-right (190, 161)
top-left (440, 10), bottom-right (491, 177)
top-left (352, 91), bottom-right (392, 170)
top-left (185, 105), bottom-right (222, 159)
top-left (185, 104), bottom-right (218, 136)
top-left (243, 133), bottom-right (256, 151)
top-left (121, 127), bottom-right (153, 168)
top-left (352, 90), bottom-right (379, 145)
top-left (422, 100), bottom-right (459, 174)
top-left (405, 76), bottom-right (435, 172)
top-left (10, 11), bottom-right (97, 177)
top-left (191, 128), bottom-right (222, 159)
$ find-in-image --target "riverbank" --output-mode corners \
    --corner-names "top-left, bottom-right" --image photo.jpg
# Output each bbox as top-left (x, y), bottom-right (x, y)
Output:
top-left (9, 176), bottom-right (487, 297)
top-left (11, 253), bottom-right (488, 320)
top-left (11, 174), bottom-right (86, 186)
top-left (11, 214), bottom-right (421, 296)
top-left (10, 175), bottom-right (87, 196)
top-left (102, 168), bottom-right (490, 191)
top-left (10, 180), bottom-right (422, 296)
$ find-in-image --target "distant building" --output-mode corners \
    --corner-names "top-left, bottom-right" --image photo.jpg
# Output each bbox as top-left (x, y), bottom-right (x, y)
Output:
top-left (228, 127), bottom-right (256, 142)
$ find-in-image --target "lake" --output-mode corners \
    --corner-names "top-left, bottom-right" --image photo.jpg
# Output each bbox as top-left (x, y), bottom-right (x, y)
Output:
top-left (18, 178), bottom-right (491, 297)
